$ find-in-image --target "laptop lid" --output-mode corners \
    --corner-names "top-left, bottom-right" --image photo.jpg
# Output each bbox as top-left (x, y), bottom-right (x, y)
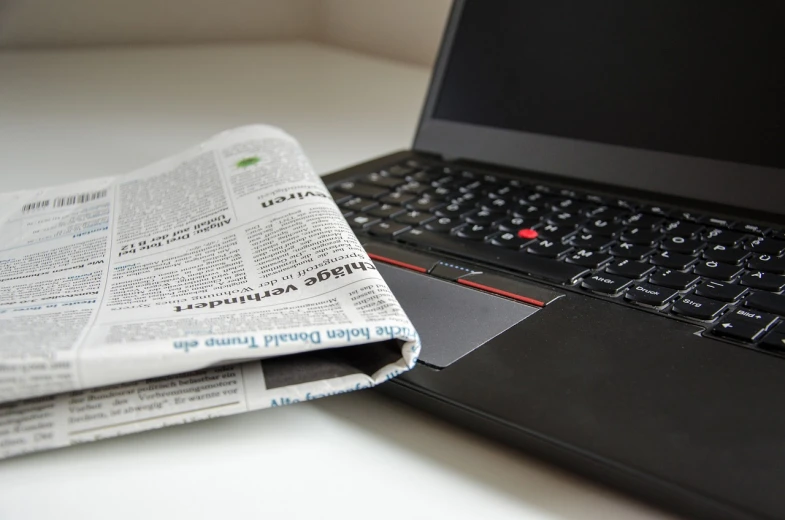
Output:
top-left (414, 0), bottom-right (785, 217)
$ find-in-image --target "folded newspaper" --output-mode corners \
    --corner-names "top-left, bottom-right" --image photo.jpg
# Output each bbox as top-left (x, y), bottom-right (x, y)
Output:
top-left (0, 125), bottom-right (420, 459)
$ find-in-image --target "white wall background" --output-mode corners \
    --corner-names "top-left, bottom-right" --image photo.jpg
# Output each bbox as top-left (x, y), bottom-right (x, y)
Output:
top-left (0, 0), bottom-right (452, 66)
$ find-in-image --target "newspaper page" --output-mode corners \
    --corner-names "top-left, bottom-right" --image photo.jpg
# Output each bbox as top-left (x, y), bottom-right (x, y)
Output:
top-left (0, 125), bottom-right (420, 458)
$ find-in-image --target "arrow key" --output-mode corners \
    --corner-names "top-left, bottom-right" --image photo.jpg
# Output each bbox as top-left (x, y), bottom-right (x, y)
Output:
top-left (760, 331), bottom-right (785, 353)
top-left (712, 318), bottom-right (766, 343)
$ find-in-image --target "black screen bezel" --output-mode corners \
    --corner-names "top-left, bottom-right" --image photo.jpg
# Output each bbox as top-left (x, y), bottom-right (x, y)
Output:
top-left (413, 0), bottom-right (785, 217)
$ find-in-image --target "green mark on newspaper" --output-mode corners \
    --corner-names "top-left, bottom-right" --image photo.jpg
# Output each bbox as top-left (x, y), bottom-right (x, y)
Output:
top-left (236, 156), bottom-right (261, 168)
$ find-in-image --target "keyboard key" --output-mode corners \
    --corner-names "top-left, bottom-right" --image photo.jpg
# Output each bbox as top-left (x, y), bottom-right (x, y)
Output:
top-left (360, 172), bottom-right (406, 189)
top-left (704, 217), bottom-right (734, 229)
top-left (660, 236), bottom-right (705, 255)
top-left (624, 212), bottom-right (665, 229)
top-left (640, 205), bottom-right (671, 218)
top-left (770, 230), bottom-right (785, 241)
top-left (425, 216), bottom-right (461, 233)
top-left (452, 191), bottom-right (479, 205)
top-left (489, 231), bottom-right (536, 250)
top-left (496, 216), bottom-right (539, 232)
top-left (424, 186), bottom-right (460, 200)
top-left (740, 271), bottom-right (785, 292)
top-left (663, 220), bottom-right (703, 237)
top-left (396, 229), bottom-right (589, 284)
top-left (527, 240), bottom-right (573, 258)
top-left (464, 209), bottom-right (506, 225)
top-left (557, 188), bottom-right (580, 198)
top-left (649, 269), bottom-right (700, 290)
top-left (744, 292), bottom-right (785, 317)
top-left (570, 233), bottom-right (615, 250)
top-left (624, 283), bottom-right (679, 307)
top-left (400, 181), bottom-right (430, 195)
top-left (329, 189), bottom-right (353, 204)
top-left (546, 211), bottom-right (586, 227)
top-left (704, 228), bottom-right (746, 246)
top-left (672, 211), bottom-right (704, 223)
top-left (694, 280), bottom-right (748, 302)
top-left (336, 181), bottom-right (389, 199)
top-left (406, 197), bottom-right (445, 212)
top-left (549, 199), bottom-right (595, 215)
top-left (581, 273), bottom-right (633, 295)
top-left (610, 242), bottom-right (654, 260)
top-left (747, 254), bottom-right (785, 274)
top-left (434, 203), bottom-right (473, 218)
top-left (341, 197), bottom-right (378, 212)
top-left (459, 180), bottom-right (483, 194)
top-left (613, 199), bottom-right (638, 211)
top-left (455, 224), bottom-right (493, 240)
top-left (606, 259), bottom-right (655, 279)
top-left (384, 164), bottom-right (414, 177)
top-left (726, 308), bottom-right (778, 330)
top-left (693, 260), bottom-right (744, 281)
top-left (367, 203), bottom-right (406, 219)
top-left (406, 170), bottom-right (433, 183)
top-left (521, 191), bottom-right (555, 205)
top-left (732, 222), bottom-right (769, 235)
top-left (489, 185), bottom-right (520, 198)
top-left (477, 196), bottom-right (513, 211)
top-left (712, 319), bottom-right (766, 342)
top-left (438, 176), bottom-right (468, 191)
top-left (537, 223), bottom-right (577, 242)
top-left (379, 191), bottom-right (417, 206)
top-left (367, 221), bottom-right (410, 238)
top-left (584, 194), bottom-right (609, 205)
top-left (650, 251), bottom-right (698, 270)
top-left (760, 331), bottom-right (785, 352)
top-left (703, 244), bottom-right (750, 265)
top-left (510, 203), bottom-right (548, 219)
top-left (589, 206), bottom-right (629, 221)
top-left (583, 219), bottom-right (626, 237)
top-left (565, 249), bottom-right (612, 269)
top-left (394, 210), bottom-right (434, 226)
top-left (672, 295), bottom-right (726, 321)
top-left (347, 214), bottom-right (381, 229)
top-left (620, 227), bottom-right (664, 246)
top-left (747, 237), bottom-right (785, 256)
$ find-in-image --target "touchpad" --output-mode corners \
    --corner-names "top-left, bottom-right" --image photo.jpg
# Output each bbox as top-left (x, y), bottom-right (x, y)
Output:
top-left (376, 263), bottom-right (538, 368)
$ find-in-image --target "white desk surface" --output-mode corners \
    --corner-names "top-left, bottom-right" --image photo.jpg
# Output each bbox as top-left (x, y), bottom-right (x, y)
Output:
top-left (0, 42), bottom-right (676, 520)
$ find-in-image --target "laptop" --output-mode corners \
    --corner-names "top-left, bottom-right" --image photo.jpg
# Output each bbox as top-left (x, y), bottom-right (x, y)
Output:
top-left (322, 1), bottom-right (785, 518)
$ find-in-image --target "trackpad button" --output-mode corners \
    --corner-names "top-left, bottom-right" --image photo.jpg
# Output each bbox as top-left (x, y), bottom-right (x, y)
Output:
top-left (376, 263), bottom-right (538, 368)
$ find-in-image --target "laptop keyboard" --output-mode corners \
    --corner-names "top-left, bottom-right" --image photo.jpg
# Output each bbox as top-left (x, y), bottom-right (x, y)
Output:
top-left (329, 159), bottom-right (785, 352)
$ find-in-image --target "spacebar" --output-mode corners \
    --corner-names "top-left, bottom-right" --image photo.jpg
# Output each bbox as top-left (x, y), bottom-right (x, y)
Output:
top-left (396, 230), bottom-right (588, 285)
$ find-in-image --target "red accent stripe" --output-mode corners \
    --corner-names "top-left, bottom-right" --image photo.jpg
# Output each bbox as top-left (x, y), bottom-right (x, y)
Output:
top-left (367, 253), bottom-right (428, 273)
top-left (457, 279), bottom-right (545, 307)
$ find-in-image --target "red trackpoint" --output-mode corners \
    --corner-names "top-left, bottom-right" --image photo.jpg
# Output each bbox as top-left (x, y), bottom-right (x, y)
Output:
top-left (517, 228), bottom-right (538, 240)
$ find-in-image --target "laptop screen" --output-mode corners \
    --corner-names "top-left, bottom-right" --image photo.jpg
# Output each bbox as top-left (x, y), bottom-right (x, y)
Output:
top-left (416, 0), bottom-right (785, 215)
top-left (433, 0), bottom-right (784, 170)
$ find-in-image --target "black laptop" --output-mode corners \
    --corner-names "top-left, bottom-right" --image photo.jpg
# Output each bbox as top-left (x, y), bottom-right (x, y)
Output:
top-left (322, 1), bottom-right (785, 518)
